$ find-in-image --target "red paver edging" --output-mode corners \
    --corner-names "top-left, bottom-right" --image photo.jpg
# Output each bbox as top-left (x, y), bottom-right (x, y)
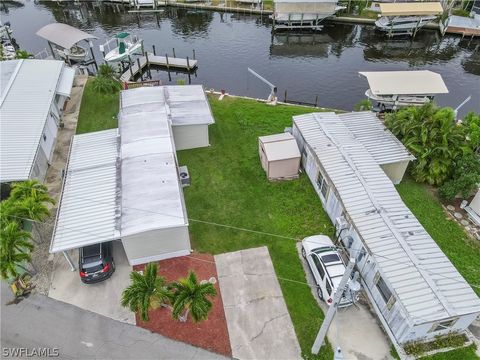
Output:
top-left (133, 254), bottom-right (232, 357)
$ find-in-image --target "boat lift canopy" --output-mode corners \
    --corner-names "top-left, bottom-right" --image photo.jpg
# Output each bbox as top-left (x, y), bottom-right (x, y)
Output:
top-left (378, 2), bottom-right (443, 16)
top-left (359, 71), bottom-right (449, 95)
top-left (37, 23), bottom-right (97, 49)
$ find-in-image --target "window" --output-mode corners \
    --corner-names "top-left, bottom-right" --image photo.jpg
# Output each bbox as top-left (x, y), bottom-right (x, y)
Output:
top-left (376, 273), bottom-right (393, 304)
top-left (316, 171), bottom-right (329, 199)
top-left (429, 318), bottom-right (458, 333)
top-left (357, 247), bottom-right (366, 263)
top-left (312, 255), bottom-right (325, 279)
top-left (345, 236), bottom-right (354, 249)
top-left (326, 279), bottom-right (332, 296)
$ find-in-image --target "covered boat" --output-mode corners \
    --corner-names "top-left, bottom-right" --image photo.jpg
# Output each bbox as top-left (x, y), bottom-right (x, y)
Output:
top-left (100, 32), bottom-right (143, 63)
top-left (37, 23), bottom-right (97, 63)
top-left (374, 2), bottom-right (444, 36)
top-left (359, 70), bottom-right (448, 111)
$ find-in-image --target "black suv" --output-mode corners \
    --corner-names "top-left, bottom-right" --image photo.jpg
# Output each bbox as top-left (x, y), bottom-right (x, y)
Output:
top-left (79, 242), bottom-right (115, 284)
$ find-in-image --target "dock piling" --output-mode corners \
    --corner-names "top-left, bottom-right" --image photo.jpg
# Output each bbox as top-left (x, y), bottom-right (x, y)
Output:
top-left (186, 56), bottom-right (190, 71)
top-left (165, 53), bottom-right (170, 69)
top-left (284, 89), bottom-right (288, 102)
top-left (173, 48), bottom-right (176, 58)
top-left (193, 49), bottom-right (196, 60)
top-left (152, 45), bottom-right (156, 55)
top-left (315, 95), bottom-right (318, 107)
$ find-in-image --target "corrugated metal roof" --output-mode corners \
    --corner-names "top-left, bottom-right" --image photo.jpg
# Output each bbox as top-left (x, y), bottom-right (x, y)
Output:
top-left (378, 2), bottom-right (443, 16)
top-left (57, 67), bottom-right (75, 97)
top-left (339, 112), bottom-right (414, 165)
top-left (259, 133), bottom-right (301, 161)
top-left (294, 112), bottom-right (480, 324)
top-left (447, 15), bottom-right (480, 30)
top-left (0, 59), bottom-right (68, 182)
top-left (359, 71), bottom-right (448, 96)
top-left (120, 85), bottom-right (214, 126)
top-left (50, 129), bottom-right (119, 253)
top-left (119, 88), bottom-right (188, 237)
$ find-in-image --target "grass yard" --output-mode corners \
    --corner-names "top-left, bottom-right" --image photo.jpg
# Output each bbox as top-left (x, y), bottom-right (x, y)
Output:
top-left (76, 79), bottom-right (119, 134)
top-left (178, 96), bottom-right (336, 359)
top-left (397, 178), bottom-right (480, 297)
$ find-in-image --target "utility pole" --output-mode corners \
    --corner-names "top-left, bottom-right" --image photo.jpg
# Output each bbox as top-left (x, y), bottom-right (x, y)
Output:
top-left (311, 258), bottom-right (356, 355)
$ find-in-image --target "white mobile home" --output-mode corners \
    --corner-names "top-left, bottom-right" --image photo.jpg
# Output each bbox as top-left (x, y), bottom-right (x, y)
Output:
top-left (119, 85), bottom-right (215, 151)
top-left (292, 112), bottom-right (480, 348)
top-left (0, 59), bottom-right (74, 183)
top-left (50, 85), bottom-right (216, 267)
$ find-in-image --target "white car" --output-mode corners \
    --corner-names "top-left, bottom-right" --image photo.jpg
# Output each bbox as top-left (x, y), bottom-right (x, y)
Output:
top-left (302, 235), bottom-right (354, 307)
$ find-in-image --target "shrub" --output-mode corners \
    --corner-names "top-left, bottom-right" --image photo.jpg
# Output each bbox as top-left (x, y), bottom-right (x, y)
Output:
top-left (354, 99), bottom-right (372, 111)
top-left (97, 64), bottom-right (116, 78)
top-left (385, 103), bottom-right (469, 186)
top-left (439, 154), bottom-right (480, 200)
top-left (91, 75), bottom-right (122, 94)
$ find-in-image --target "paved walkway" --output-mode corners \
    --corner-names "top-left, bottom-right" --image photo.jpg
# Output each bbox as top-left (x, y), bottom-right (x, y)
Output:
top-left (215, 247), bottom-right (301, 360)
top-left (1, 282), bottom-right (227, 360)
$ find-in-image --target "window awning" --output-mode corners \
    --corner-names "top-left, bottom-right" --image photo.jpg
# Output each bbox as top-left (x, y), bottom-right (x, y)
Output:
top-left (36, 23), bottom-right (97, 49)
top-left (56, 66), bottom-right (75, 97)
top-left (359, 70), bottom-right (449, 95)
top-left (378, 2), bottom-right (443, 16)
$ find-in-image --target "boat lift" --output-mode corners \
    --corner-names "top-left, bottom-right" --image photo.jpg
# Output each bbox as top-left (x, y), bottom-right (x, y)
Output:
top-left (247, 67), bottom-right (277, 105)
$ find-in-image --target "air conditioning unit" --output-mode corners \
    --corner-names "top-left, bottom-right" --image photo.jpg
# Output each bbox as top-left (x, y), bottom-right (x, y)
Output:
top-left (178, 165), bottom-right (190, 187)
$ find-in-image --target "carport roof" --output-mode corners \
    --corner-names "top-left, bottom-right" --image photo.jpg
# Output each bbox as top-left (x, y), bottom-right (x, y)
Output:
top-left (50, 129), bottom-right (119, 253)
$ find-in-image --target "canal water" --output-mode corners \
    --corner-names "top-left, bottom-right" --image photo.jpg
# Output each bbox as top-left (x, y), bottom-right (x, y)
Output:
top-left (2, 1), bottom-right (479, 116)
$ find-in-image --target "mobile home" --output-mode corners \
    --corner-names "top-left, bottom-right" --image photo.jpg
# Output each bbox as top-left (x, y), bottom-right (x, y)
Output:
top-left (292, 112), bottom-right (480, 348)
top-left (0, 59), bottom-right (74, 184)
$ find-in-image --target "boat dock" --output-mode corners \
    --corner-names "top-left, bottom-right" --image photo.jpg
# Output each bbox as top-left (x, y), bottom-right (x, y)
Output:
top-left (120, 52), bottom-right (197, 82)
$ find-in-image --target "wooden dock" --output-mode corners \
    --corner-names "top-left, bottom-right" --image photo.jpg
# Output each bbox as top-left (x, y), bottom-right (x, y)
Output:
top-left (120, 52), bottom-right (198, 82)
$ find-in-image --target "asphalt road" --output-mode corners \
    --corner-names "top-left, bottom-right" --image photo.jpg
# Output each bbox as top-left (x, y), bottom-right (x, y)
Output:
top-left (1, 282), bottom-right (227, 360)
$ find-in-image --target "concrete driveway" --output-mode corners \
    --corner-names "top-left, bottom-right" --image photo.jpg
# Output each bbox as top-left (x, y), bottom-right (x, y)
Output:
top-left (296, 242), bottom-right (393, 360)
top-left (215, 246), bottom-right (301, 360)
top-left (49, 241), bottom-right (135, 324)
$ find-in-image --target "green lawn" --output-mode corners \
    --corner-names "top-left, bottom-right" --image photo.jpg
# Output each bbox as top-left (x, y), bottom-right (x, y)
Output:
top-left (76, 78), bottom-right (119, 134)
top-left (397, 178), bottom-right (480, 297)
top-left (178, 97), bottom-right (335, 359)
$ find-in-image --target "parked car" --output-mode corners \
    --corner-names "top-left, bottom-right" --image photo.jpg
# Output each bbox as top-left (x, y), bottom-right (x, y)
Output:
top-left (79, 242), bottom-right (115, 284)
top-left (301, 235), bottom-right (354, 307)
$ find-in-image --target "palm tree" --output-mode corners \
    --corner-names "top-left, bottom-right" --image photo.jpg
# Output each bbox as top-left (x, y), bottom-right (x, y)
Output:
top-left (9, 179), bottom-right (55, 205)
top-left (170, 271), bottom-right (217, 323)
top-left (121, 263), bottom-right (171, 322)
top-left (0, 221), bottom-right (34, 279)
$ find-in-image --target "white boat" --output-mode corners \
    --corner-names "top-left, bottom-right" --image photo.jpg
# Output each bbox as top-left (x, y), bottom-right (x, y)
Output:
top-left (359, 70), bottom-right (449, 111)
top-left (53, 44), bottom-right (88, 62)
top-left (375, 15), bottom-right (437, 35)
top-left (374, 2), bottom-right (444, 36)
top-left (100, 32), bottom-right (143, 63)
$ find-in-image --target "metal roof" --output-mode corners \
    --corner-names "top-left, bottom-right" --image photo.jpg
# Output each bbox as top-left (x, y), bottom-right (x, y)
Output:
top-left (50, 129), bottom-right (119, 253)
top-left (36, 23), bottom-right (97, 49)
top-left (378, 2), bottom-right (443, 16)
top-left (339, 111), bottom-right (415, 165)
top-left (119, 88), bottom-right (188, 237)
top-left (0, 59), bottom-right (67, 182)
top-left (294, 112), bottom-right (480, 324)
top-left (57, 67), bottom-right (75, 97)
top-left (359, 70), bottom-right (448, 96)
top-left (120, 85), bottom-right (215, 126)
top-left (259, 133), bottom-right (301, 162)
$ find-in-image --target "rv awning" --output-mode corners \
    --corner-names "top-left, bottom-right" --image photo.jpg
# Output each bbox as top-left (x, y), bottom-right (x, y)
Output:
top-left (378, 2), bottom-right (443, 16)
top-left (56, 66), bottom-right (75, 97)
top-left (36, 23), bottom-right (97, 49)
top-left (359, 70), bottom-right (449, 95)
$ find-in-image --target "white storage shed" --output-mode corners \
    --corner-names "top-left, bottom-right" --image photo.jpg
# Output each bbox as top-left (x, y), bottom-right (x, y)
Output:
top-left (339, 111), bottom-right (414, 184)
top-left (292, 112), bottom-right (480, 350)
top-left (258, 133), bottom-right (301, 180)
top-left (0, 59), bottom-right (75, 183)
top-left (119, 85), bottom-right (214, 151)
